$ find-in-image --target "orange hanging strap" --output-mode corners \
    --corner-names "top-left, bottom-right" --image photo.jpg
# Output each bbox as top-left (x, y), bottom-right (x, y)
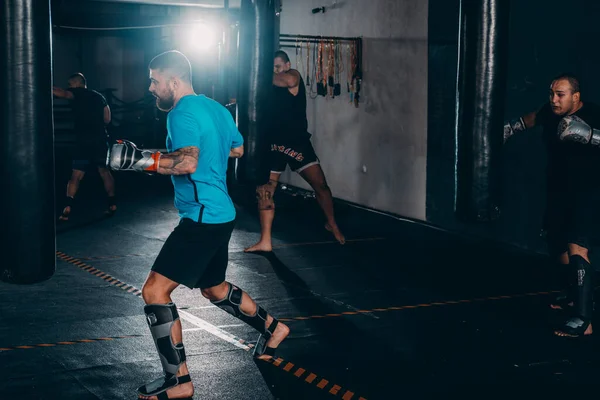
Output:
top-left (348, 43), bottom-right (355, 104)
top-left (353, 40), bottom-right (361, 108)
top-left (333, 40), bottom-right (341, 97)
top-left (306, 41), bottom-right (310, 86)
top-left (295, 38), bottom-right (300, 70)
top-left (316, 41), bottom-right (321, 83)
top-left (327, 39), bottom-right (335, 97)
top-left (316, 40), bottom-right (327, 96)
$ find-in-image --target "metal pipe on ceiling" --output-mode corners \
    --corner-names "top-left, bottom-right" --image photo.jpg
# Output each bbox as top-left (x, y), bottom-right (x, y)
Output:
top-left (88, 0), bottom-right (228, 8)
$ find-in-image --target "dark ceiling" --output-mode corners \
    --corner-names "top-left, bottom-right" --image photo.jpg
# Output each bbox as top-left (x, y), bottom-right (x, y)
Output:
top-left (51, 0), bottom-right (238, 31)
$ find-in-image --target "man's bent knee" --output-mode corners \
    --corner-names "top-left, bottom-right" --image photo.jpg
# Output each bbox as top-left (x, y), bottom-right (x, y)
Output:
top-left (209, 282), bottom-right (268, 333)
top-left (141, 272), bottom-right (176, 304)
top-left (313, 181), bottom-right (330, 194)
top-left (256, 181), bottom-right (277, 211)
top-left (200, 281), bottom-right (229, 300)
top-left (568, 242), bottom-right (589, 257)
top-left (69, 172), bottom-right (85, 184)
top-left (141, 280), bottom-right (161, 304)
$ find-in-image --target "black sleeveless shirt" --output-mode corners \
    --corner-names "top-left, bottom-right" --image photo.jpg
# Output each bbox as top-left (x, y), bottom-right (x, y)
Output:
top-left (67, 87), bottom-right (108, 149)
top-left (270, 72), bottom-right (309, 143)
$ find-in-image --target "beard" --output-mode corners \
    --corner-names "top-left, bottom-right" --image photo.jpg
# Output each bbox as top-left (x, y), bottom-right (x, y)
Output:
top-left (551, 105), bottom-right (570, 116)
top-left (155, 90), bottom-right (175, 112)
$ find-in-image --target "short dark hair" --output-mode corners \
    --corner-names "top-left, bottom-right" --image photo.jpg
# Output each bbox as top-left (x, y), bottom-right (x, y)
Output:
top-left (68, 72), bottom-right (86, 87)
top-left (274, 50), bottom-right (290, 63)
top-left (551, 72), bottom-right (580, 94)
top-left (148, 50), bottom-right (192, 84)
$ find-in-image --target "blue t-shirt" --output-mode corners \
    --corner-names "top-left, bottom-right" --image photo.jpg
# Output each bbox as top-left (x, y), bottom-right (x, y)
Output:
top-left (166, 94), bottom-right (243, 224)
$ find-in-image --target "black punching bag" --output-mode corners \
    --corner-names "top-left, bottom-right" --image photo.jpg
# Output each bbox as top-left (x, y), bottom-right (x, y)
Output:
top-left (274, 0), bottom-right (281, 50)
top-left (0, 0), bottom-right (56, 283)
top-left (236, 0), bottom-right (278, 186)
top-left (455, 0), bottom-right (509, 222)
top-left (215, 2), bottom-right (230, 106)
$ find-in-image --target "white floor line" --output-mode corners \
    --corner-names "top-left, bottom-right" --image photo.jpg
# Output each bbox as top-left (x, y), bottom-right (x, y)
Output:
top-left (178, 309), bottom-right (251, 351)
top-left (183, 324), bottom-right (244, 332)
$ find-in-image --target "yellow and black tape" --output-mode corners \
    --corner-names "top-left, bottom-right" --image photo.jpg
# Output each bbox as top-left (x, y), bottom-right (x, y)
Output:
top-left (0, 335), bottom-right (143, 352)
top-left (264, 356), bottom-right (367, 400)
top-left (56, 251), bottom-right (143, 297)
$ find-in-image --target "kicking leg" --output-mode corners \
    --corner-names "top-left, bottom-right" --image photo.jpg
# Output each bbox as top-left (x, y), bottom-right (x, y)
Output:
top-left (299, 164), bottom-right (345, 244)
top-left (555, 243), bottom-right (593, 337)
top-left (59, 169), bottom-right (85, 221)
top-left (244, 173), bottom-right (280, 253)
top-left (202, 281), bottom-right (290, 360)
top-left (98, 167), bottom-right (117, 215)
top-left (138, 272), bottom-right (194, 400)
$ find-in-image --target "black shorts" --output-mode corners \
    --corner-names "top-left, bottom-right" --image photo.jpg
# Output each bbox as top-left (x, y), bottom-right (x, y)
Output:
top-left (269, 139), bottom-right (320, 174)
top-left (543, 188), bottom-right (600, 254)
top-left (151, 218), bottom-right (235, 289)
top-left (72, 143), bottom-right (109, 171)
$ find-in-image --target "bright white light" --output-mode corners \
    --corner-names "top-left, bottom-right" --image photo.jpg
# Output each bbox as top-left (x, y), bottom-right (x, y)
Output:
top-left (187, 23), bottom-right (216, 51)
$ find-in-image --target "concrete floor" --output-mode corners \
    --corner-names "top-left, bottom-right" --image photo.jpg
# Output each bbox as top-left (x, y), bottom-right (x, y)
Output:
top-left (1, 160), bottom-right (600, 400)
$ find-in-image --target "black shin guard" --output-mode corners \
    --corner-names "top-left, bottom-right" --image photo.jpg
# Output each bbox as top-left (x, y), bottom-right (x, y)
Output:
top-left (211, 283), bottom-right (268, 334)
top-left (555, 262), bottom-right (575, 304)
top-left (107, 195), bottom-right (116, 208)
top-left (144, 303), bottom-right (186, 378)
top-left (571, 255), bottom-right (594, 320)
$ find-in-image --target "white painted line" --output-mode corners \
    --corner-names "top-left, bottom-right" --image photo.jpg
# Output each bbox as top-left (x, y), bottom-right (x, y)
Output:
top-left (179, 305), bottom-right (217, 310)
top-left (178, 309), bottom-right (251, 351)
top-left (183, 324), bottom-right (244, 332)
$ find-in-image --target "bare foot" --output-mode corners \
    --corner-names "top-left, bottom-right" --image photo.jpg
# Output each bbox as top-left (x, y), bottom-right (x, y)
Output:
top-left (325, 223), bottom-right (346, 245)
top-left (256, 315), bottom-right (290, 361)
top-left (554, 321), bottom-right (593, 337)
top-left (58, 206), bottom-right (71, 221)
top-left (138, 366), bottom-right (193, 400)
top-left (244, 241), bottom-right (272, 253)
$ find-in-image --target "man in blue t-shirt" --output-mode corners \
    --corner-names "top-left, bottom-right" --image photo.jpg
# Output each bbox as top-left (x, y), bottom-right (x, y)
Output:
top-left (107, 50), bottom-right (289, 400)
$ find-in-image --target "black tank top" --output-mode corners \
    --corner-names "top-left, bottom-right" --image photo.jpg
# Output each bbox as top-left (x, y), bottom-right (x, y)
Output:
top-left (271, 72), bottom-right (309, 142)
top-left (68, 87), bottom-right (108, 149)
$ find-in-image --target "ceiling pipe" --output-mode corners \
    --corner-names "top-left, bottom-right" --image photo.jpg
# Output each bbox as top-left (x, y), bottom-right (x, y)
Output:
top-left (88, 0), bottom-right (230, 8)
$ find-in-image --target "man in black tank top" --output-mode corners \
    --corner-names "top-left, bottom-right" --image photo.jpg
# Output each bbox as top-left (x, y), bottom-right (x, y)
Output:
top-left (503, 73), bottom-right (600, 338)
top-left (244, 51), bottom-right (345, 253)
top-left (53, 73), bottom-right (117, 221)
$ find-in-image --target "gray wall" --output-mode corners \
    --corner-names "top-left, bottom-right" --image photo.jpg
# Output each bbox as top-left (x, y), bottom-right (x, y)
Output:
top-left (278, 0), bottom-right (428, 220)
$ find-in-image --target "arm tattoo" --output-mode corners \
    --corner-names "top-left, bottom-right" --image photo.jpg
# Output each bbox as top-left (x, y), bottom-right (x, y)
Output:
top-left (157, 146), bottom-right (199, 175)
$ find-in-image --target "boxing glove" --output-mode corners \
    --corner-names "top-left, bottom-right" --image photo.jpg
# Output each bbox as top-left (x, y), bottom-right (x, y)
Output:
top-left (503, 117), bottom-right (526, 143)
top-left (557, 115), bottom-right (600, 147)
top-left (107, 140), bottom-right (161, 172)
